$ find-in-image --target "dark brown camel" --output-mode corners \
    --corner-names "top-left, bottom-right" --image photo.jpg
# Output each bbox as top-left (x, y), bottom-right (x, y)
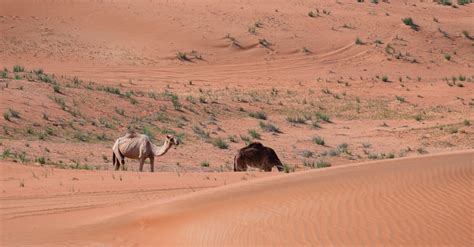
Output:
top-left (234, 142), bottom-right (284, 172)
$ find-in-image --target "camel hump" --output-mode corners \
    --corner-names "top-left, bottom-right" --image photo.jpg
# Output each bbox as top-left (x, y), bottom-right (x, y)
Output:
top-left (124, 131), bottom-right (137, 138)
top-left (247, 142), bottom-right (264, 149)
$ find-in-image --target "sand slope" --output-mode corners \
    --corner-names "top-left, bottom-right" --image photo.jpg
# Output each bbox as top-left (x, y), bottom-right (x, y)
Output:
top-left (15, 150), bottom-right (469, 246)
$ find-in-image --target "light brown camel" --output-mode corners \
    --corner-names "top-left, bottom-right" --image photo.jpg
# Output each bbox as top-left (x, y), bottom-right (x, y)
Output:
top-left (112, 132), bottom-right (179, 172)
top-left (234, 142), bottom-right (284, 172)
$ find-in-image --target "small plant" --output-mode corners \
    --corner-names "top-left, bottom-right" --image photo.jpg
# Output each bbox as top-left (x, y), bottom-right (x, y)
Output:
top-left (355, 37), bottom-right (364, 45)
top-left (176, 51), bottom-right (189, 61)
top-left (338, 143), bottom-right (349, 153)
top-left (36, 156), bottom-right (47, 165)
top-left (312, 121), bottom-right (321, 129)
top-left (302, 150), bottom-right (314, 158)
top-left (315, 112), bottom-right (331, 123)
top-left (464, 119), bottom-right (471, 126)
top-left (308, 10), bottom-right (318, 17)
top-left (396, 96), bottom-right (405, 103)
top-left (259, 121), bottom-right (281, 133)
top-left (53, 84), bottom-right (61, 93)
top-left (259, 38), bottom-right (271, 48)
top-left (462, 31), bottom-right (474, 40)
top-left (193, 126), bottom-right (210, 140)
top-left (248, 26), bottom-right (256, 34)
top-left (382, 76), bottom-right (389, 82)
top-left (3, 111), bottom-right (10, 121)
top-left (13, 65), bottom-right (25, 73)
top-left (316, 160), bottom-right (331, 168)
top-left (248, 129), bottom-right (261, 139)
top-left (286, 115), bottom-right (306, 124)
top-left (249, 111), bottom-right (267, 120)
top-left (444, 54), bottom-right (451, 61)
top-left (200, 161), bottom-right (210, 167)
top-left (213, 137), bottom-right (229, 149)
top-left (415, 114), bottom-right (423, 121)
top-left (283, 164), bottom-right (294, 173)
top-left (8, 108), bottom-right (20, 119)
top-left (402, 18), bottom-right (419, 31)
top-left (302, 47), bottom-right (311, 54)
top-left (313, 136), bottom-right (325, 146)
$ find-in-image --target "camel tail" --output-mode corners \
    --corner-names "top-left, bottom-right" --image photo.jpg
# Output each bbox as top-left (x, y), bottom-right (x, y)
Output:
top-left (233, 155), bottom-right (237, 172)
top-left (112, 152), bottom-right (117, 168)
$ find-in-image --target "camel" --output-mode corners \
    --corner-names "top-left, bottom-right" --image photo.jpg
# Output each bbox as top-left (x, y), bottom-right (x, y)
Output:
top-left (234, 142), bottom-right (284, 172)
top-left (112, 132), bottom-right (179, 172)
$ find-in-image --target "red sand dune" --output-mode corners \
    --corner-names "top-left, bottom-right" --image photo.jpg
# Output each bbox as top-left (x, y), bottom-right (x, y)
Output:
top-left (2, 151), bottom-right (472, 246)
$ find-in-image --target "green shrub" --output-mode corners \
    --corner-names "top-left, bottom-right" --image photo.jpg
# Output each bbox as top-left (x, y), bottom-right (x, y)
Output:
top-left (248, 129), bottom-right (261, 139)
top-left (193, 126), bottom-right (210, 139)
top-left (200, 161), bottom-right (210, 167)
top-left (13, 65), bottom-right (24, 73)
top-left (402, 18), bottom-right (419, 31)
top-left (259, 121), bottom-right (280, 133)
top-left (316, 160), bottom-right (331, 168)
top-left (313, 136), bottom-right (325, 145)
top-left (212, 137), bottom-right (229, 149)
top-left (249, 111), bottom-right (267, 120)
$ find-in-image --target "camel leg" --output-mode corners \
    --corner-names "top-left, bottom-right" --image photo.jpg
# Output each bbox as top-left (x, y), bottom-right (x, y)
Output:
top-left (121, 158), bottom-right (125, 171)
top-left (150, 156), bottom-right (154, 173)
top-left (139, 157), bottom-right (145, 172)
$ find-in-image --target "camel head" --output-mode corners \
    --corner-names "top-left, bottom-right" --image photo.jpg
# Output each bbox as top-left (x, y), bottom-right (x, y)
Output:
top-left (166, 134), bottom-right (180, 147)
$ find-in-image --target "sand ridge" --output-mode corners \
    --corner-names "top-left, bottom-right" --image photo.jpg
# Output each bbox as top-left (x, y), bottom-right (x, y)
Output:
top-left (2, 150), bottom-right (470, 246)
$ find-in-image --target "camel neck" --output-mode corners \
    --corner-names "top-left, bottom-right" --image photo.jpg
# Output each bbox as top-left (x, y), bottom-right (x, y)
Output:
top-left (152, 140), bottom-right (172, 156)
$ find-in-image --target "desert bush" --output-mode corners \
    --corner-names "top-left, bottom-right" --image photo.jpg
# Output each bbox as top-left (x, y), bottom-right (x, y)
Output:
top-left (3, 111), bottom-right (11, 121)
top-left (444, 54), bottom-right (451, 61)
top-left (308, 10), bottom-right (318, 17)
top-left (396, 96), bottom-right (405, 103)
top-left (13, 65), bottom-right (24, 73)
top-left (382, 76), bottom-right (389, 82)
top-left (316, 160), bottom-right (331, 168)
top-left (258, 39), bottom-right (271, 48)
top-left (286, 115), bottom-right (306, 124)
top-left (249, 111), bottom-right (267, 120)
top-left (355, 37), bottom-right (364, 45)
top-left (302, 150), bottom-right (313, 158)
top-left (464, 119), bottom-right (471, 126)
top-left (313, 136), bottom-right (325, 146)
top-left (53, 84), bottom-right (61, 93)
top-left (176, 52), bottom-right (189, 61)
top-left (212, 137), bottom-right (229, 149)
top-left (193, 125), bottom-right (210, 140)
top-left (200, 161), bottom-right (210, 167)
top-left (259, 121), bottom-right (280, 133)
top-left (402, 18), bottom-right (419, 31)
top-left (248, 129), bottom-right (261, 139)
top-left (315, 112), bottom-right (331, 123)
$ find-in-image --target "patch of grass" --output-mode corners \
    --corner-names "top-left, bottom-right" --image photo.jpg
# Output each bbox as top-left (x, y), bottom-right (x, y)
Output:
top-left (283, 164), bottom-right (294, 173)
top-left (258, 38), bottom-right (271, 48)
top-left (308, 10), bottom-right (318, 17)
top-left (176, 51), bottom-right (190, 61)
top-left (402, 17), bottom-right (419, 31)
top-left (13, 65), bottom-right (24, 73)
top-left (213, 137), bottom-right (229, 149)
top-left (248, 129), bottom-right (261, 139)
top-left (286, 115), bottom-right (306, 124)
top-left (315, 112), bottom-right (331, 123)
top-left (302, 150), bottom-right (314, 158)
top-left (316, 160), bottom-right (331, 168)
top-left (382, 76), bottom-right (389, 82)
top-left (200, 161), bottom-right (210, 167)
top-left (355, 37), bottom-right (364, 45)
top-left (396, 96), bottom-right (405, 103)
top-left (444, 54), bottom-right (451, 61)
top-left (7, 108), bottom-right (20, 119)
top-left (193, 126), bottom-right (210, 140)
top-left (464, 119), bottom-right (471, 126)
top-left (414, 114), bottom-right (423, 121)
top-left (462, 30), bottom-right (474, 40)
top-left (248, 111), bottom-right (267, 120)
top-left (53, 84), bottom-right (61, 93)
top-left (1, 148), bottom-right (12, 160)
top-left (313, 136), bottom-right (325, 146)
top-left (1, 70), bottom-right (7, 78)
top-left (338, 143), bottom-right (349, 153)
top-left (259, 121), bottom-right (280, 133)
top-left (36, 156), bottom-right (47, 165)
top-left (74, 133), bottom-right (90, 142)
top-left (97, 86), bottom-right (121, 95)
top-left (3, 111), bottom-right (11, 121)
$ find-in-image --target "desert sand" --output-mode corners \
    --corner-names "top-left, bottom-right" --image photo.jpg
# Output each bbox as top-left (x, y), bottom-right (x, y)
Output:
top-left (0, 0), bottom-right (473, 246)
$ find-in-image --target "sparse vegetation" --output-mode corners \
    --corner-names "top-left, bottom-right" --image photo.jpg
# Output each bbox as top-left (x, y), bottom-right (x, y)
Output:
top-left (259, 121), bottom-right (281, 133)
top-left (402, 18), bottom-right (419, 31)
top-left (212, 137), bottom-right (229, 149)
top-left (444, 54), bottom-right (451, 61)
top-left (355, 37), bottom-right (364, 45)
top-left (13, 65), bottom-right (25, 73)
top-left (193, 126), bottom-right (210, 140)
top-left (249, 111), bottom-right (267, 120)
top-left (248, 129), bottom-right (261, 139)
top-left (313, 136), bottom-right (325, 146)
top-left (200, 161), bottom-right (210, 167)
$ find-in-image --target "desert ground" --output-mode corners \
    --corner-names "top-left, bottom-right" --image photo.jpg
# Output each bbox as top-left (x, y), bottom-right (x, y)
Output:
top-left (0, 0), bottom-right (473, 246)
